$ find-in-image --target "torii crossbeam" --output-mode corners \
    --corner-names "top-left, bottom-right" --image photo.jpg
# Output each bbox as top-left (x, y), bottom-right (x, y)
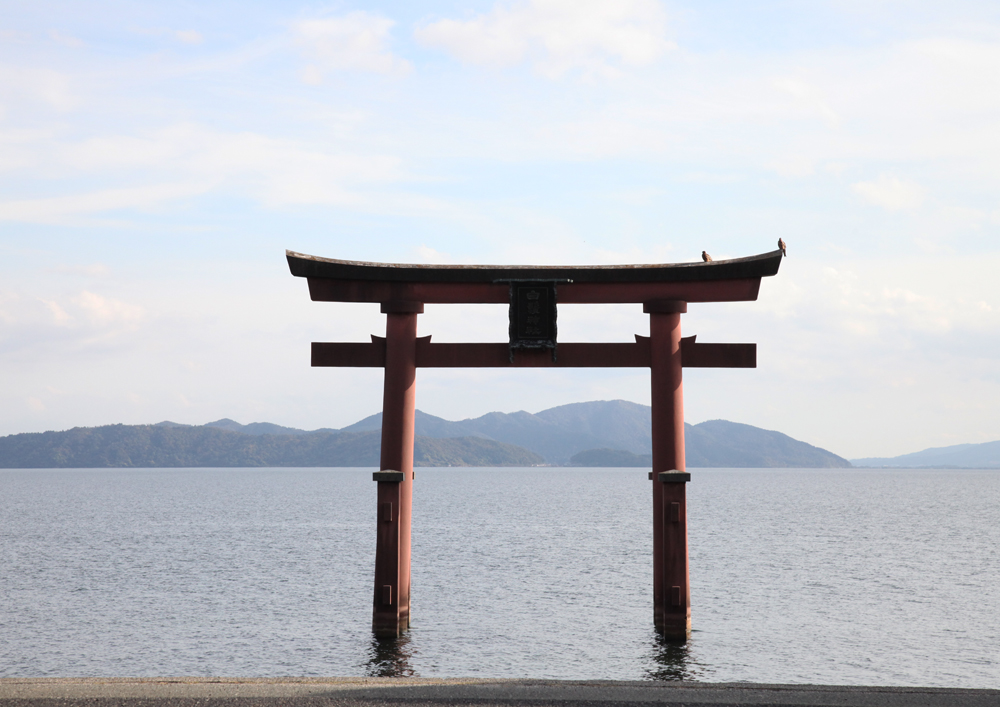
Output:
top-left (288, 248), bottom-right (782, 639)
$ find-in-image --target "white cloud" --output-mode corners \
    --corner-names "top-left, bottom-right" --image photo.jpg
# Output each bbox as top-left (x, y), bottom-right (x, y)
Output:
top-left (0, 182), bottom-right (213, 224)
top-left (414, 245), bottom-right (459, 263)
top-left (415, 0), bottom-right (674, 78)
top-left (48, 30), bottom-right (85, 49)
top-left (852, 175), bottom-right (926, 211)
top-left (0, 123), bottom-right (406, 222)
top-left (0, 288), bottom-right (147, 357)
top-left (0, 64), bottom-right (76, 111)
top-left (0, 30), bottom-right (30, 43)
top-left (293, 12), bottom-right (411, 81)
top-left (375, 32), bottom-right (1000, 171)
top-left (51, 263), bottom-right (112, 278)
top-left (0, 128), bottom-right (45, 172)
top-left (72, 291), bottom-right (145, 326)
top-left (14, 292), bottom-right (144, 330)
top-left (752, 258), bottom-right (1000, 343)
top-left (772, 77), bottom-right (840, 128)
top-left (300, 64), bottom-right (324, 85)
top-left (685, 254), bottom-right (1000, 456)
top-left (768, 154), bottom-right (815, 178)
top-left (43, 299), bottom-right (71, 326)
top-left (0, 293), bottom-right (17, 325)
top-left (175, 30), bottom-right (203, 45)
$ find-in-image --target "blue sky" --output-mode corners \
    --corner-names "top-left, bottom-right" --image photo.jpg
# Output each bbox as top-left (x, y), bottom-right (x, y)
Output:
top-left (2, 0), bottom-right (999, 458)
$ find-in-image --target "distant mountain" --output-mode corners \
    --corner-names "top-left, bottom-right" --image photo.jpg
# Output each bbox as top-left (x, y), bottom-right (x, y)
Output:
top-left (563, 419), bottom-right (848, 468)
top-left (413, 437), bottom-right (541, 467)
top-left (570, 448), bottom-right (652, 467)
top-left (201, 418), bottom-right (337, 436)
top-left (345, 400), bottom-right (850, 468)
top-left (686, 420), bottom-right (849, 468)
top-left (345, 400), bottom-right (651, 464)
top-left (0, 399), bottom-right (851, 469)
top-left (852, 440), bottom-right (1000, 468)
top-left (0, 425), bottom-right (543, 468)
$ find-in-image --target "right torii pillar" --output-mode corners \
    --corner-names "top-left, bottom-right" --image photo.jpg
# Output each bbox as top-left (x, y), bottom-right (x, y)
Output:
top-left (647, 299), bottom-right (690, 639)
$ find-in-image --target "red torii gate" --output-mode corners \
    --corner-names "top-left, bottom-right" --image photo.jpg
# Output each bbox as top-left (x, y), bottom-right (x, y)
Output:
top-left (287, 248), bottom-right (782, 640)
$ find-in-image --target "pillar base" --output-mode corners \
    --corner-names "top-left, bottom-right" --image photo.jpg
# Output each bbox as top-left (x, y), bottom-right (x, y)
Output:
top-left (372, 615), bottom-right (409, 638)
top-left (655, 611), bottom-right (691, 641)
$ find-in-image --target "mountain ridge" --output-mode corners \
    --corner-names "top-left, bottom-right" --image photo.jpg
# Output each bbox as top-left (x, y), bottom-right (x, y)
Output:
top-left (340, 401), bottom-right (850, 467)
top-left (851, 439), bottom-right (1000, 469)
top-left (0, 425), bottom-right (543, 468)
top-left (0, 400), bottom-right (851, 468)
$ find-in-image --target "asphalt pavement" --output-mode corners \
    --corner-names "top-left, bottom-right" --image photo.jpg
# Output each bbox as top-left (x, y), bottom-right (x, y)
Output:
top-left (2, 678), bottom-right (999, 707)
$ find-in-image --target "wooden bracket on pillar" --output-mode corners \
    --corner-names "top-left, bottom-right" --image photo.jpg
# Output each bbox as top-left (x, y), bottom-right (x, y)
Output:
top-left (373, 471), bottom-right (405, 482)
top-left (658, 471), bottom-right (691, 483)
top-left (381, 301), bottom-right (424, 314)
top-left (643, 300), bottom-right (688, 314)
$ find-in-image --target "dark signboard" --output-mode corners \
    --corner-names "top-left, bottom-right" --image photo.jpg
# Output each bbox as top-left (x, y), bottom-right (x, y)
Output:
top-left (508, 282), bottom-right (557, 357)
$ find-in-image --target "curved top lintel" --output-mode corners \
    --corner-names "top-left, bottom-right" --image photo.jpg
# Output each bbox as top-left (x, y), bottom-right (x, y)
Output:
top-left (286, 249), bottom-right (782, 285)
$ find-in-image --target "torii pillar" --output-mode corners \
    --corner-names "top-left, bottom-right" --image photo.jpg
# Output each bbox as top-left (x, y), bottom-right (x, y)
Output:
top-left (647, 300), bottom-right (690, 637)
top-left (371, 302), bottom-right (421, 636)
top-left (288, 248), bottom-right (782, 640)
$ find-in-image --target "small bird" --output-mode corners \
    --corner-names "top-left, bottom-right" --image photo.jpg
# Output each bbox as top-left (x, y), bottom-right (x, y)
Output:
top-left (778, 238), bottom-right (787, 257)
top-left (702, 251), bottom-right (712, 262)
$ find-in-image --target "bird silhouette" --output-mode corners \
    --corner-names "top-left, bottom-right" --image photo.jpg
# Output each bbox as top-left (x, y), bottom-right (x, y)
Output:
top-left (702, 251), bottom-right (712, 262)
top-left (778, 238), bottom-right (787, 257)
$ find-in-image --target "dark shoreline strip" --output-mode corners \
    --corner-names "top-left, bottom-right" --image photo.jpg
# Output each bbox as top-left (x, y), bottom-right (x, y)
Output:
top-left (2, 678), bottom-right (998, 707)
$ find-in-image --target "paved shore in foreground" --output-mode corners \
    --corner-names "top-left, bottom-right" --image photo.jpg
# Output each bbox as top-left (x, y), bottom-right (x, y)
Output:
top-left (2, 678), bottom-right (999, 707)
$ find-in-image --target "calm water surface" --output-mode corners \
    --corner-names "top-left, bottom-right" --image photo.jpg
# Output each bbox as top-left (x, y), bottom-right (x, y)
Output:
top-left (1, 468), bottom-right (998, 686)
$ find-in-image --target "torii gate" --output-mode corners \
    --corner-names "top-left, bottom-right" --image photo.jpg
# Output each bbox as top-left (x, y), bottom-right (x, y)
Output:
top-left (287, 248), bottom-right (782, 640)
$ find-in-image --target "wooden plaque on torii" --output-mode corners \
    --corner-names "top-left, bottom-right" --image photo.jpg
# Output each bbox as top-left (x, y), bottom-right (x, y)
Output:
top-left (288, 248), bottom-right (782, 639)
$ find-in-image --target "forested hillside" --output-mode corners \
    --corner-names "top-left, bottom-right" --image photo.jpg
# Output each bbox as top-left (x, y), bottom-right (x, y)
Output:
top-left (0, 424), bottom-right (543, 468)
top-left (0, 400), bottom-right (851, 468)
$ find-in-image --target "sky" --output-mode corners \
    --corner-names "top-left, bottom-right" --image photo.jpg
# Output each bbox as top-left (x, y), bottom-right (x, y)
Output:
top-left (2, 0), bottom-right (999, 459)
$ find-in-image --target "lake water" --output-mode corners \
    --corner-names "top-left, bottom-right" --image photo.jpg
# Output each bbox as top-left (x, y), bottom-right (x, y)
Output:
top-left (1, 468), bottom-right (998, 687)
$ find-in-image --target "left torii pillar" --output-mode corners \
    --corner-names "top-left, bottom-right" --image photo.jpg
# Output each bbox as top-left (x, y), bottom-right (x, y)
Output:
top-left (372, 301), bottom-right (422, 637)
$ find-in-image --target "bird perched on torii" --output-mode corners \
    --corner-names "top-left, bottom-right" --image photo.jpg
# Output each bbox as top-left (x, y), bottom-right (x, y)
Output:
top-left (702, 251), bottom-right (712, 262)
top-left (778, 238), bottom-right (787, 257)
